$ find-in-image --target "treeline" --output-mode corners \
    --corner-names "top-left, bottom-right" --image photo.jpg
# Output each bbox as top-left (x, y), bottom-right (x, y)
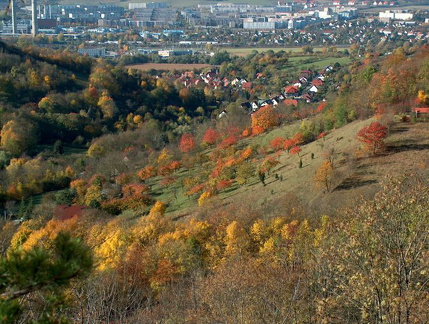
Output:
top-left (0, 174), bottom-right (428, 323)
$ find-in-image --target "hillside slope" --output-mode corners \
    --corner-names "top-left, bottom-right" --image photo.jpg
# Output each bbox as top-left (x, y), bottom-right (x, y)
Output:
top-left (172, 118), bottom-right (429, 220)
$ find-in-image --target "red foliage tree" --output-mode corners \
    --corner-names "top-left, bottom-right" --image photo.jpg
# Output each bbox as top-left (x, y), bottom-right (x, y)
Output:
top-left (317, 101), bottom-right (326, 112)
top-left (219, 135), bottom-right (238, 149)
top-left (292, 133), bottom-right (305, 145)
top-left (290, 146), bottom-right (302, 155)
top-left (216, 179), bottom-right (233, 191)
top-left (179, 133), bottom-right (196, 153)
top-left (283, 138), bottom-right (295, 152)
top-left (202, 128), bottom-right (219, 146)
top-left (270, 137), bottom-right (285, 152)
top-left (356, 122), bottom-right (388, 154)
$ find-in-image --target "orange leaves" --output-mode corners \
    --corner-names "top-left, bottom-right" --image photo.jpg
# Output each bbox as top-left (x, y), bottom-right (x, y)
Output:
top-left (239, 146), bottom-right (253, 160)
top-left (283, 138), bottom-right (296, 152)
top-left (289, 146), bottom-right (302, 155)
top-left (314, 160), bottom-right (334, 192)
top-left (187, 184), bottom-right (205, 196)
top-left (251, 105), bottom-right (279, 134)
top-left (137, 165), bottom-right (157, 181)
top-left (317, 101), bottom-right (326, 112)
top-left (216, 179), bottom-right (233, 191)
top-left (122, 184), bottom-right (149, 198)
top-left (218, 134), bottom-right (238, 149)
top-left (202, 128), bottom-right (219, 146)
top-left (356, 122), bottom-right (388, 155)
top-left (179, 133), bottom-right (196, 153)
top-left (270, 137), bottom-right (285, 152)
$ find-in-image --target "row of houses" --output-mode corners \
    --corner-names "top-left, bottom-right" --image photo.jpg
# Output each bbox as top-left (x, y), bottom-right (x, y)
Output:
top-left (239, 66), bottom-right (332, 115)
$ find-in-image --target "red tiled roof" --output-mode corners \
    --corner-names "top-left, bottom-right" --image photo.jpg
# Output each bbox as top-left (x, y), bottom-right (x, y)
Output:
top-left (53, 205), bottom-right (86, 221)
top-left (312, 79), bottom-right (323, 86)
top-left (285, 86), bottom-right (298, 94)
top-left (412, 107), bottom-right (429, 113)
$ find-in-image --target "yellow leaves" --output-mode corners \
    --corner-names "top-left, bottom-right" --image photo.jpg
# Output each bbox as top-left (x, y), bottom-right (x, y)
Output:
top-left (418, 90), bottom-right (429, 106)
top-left (22, 217), bottom-right (79, 251)
top-left (87, 143), bottom-right (106, 159)
top-left (84, 184), bottom-right (102, 206)
top-left (9, 219), bottom-right (43, 250)
top-left (313, 160), bottom-right (334, 192)
top-left (64, 166), bottom-right (75, 178)
top-left (198, 191), bottom-right (213, 207)
top-left (95, 228), bottom-right (126, 271)
top-left (157, 148), bottom-right (172, 165)
top-left (224, 220), bottom-right (249, 256)
top-left (149, 201), bottom-right (167, 217)
top-left (97, 93), bottom-right (117, 119)
top-left (250, 219), bottom-right (266, 243)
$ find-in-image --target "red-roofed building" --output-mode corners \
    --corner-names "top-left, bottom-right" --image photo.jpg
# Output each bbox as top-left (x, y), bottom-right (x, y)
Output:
top-left (242, 82), bottom-right (253, 90)
top-left (412, 107), bottom-right (429, 116)
top-left (312, 79), bottom-right (323, 87)
top-left (53, 205), bottom-right (87, 221)
top-left (285, 86), bottom-right (299, 94)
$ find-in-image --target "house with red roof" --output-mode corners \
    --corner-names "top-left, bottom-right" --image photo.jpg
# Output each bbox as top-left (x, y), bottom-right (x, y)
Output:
top-left (412, 107), bottom-right (429, 116)
top-left (53, 205), bottom-right (87, 221)
top-left (312, 79), bottom-right (323, 87)
top-left (285, 85), bottom-right (299, 94)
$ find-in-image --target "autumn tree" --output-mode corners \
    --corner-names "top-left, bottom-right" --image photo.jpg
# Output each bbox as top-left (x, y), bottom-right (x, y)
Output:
top-left (356, 122), bottom-right (388, 155)
top-left (1, 118), bottom-right (39, 157)
top-left (270, 137), bottom-right (285, 152)
top-left (202, 128), bottom-right (219, 146)
top-left (315, 176), bottom-right (429, 323)
top-left (251, 105), bottom-right (279, 134)
top-left (179, 133), bottom-right (196, 153)
top-left (314, 160), bottom-right (334, 192)
top-left (417, 90), bottom-right (429, 106)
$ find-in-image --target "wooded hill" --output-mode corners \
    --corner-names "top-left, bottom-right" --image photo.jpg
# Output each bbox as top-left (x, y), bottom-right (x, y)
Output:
top-left (0, 42), bottom-right (428, 323)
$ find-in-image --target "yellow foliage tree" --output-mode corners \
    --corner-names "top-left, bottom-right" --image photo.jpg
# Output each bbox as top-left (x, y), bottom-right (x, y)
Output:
top-left (224, 220), bottom-right (249, 256)
top-left (313, 160), bottom-right (334, 192)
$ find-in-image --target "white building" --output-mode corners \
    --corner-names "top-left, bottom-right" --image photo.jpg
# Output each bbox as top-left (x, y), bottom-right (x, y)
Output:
top-left (379, 10), bottom-right (413, 21)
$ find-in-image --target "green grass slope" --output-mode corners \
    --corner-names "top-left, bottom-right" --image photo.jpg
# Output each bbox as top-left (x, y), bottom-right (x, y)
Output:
top-left (165, 118), bottom-right (429, 220)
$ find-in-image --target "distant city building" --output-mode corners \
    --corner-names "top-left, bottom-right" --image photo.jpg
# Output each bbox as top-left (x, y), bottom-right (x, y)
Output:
top-left (243, 17), bottom-right (287, 29)
top-left (158, 49), bottom-right (193, 57)
top-left (379, 10), bottom-right (413, 21)
top-left (2, 20), bottom-right (31, 34)
top-left (129, 2), bottom-right (169, 10)
top-left (78, 47), bottom-right (106, 57)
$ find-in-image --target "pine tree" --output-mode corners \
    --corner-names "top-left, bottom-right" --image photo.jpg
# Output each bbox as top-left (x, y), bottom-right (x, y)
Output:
top-left (0, 232), bottom-right (93, 323)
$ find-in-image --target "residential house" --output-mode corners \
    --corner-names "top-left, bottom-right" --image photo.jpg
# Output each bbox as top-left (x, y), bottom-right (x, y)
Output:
top-left (312, 79), bottom-right (323, 87)
top-left (309, 85), bottom-right (319, 92)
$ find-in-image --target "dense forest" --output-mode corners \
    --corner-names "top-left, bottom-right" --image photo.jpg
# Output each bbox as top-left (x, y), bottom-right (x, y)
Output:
top-left (0, 40), bottom-right (428, 323)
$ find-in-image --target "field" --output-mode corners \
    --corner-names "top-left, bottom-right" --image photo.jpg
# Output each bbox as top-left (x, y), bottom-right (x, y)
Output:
top-left (286, 55), bottom-right (353, 70)
top-left (225, 46), bottom-right (350, 57)
top-left (128, 63), bottom-right (212, 71)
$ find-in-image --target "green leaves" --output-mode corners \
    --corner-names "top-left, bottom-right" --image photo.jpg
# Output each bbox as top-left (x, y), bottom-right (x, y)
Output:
top-left (0, 232), bottom-right (93, 323)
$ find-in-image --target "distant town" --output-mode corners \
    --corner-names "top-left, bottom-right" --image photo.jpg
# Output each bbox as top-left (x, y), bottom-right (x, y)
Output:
top-left (0, 0), bottom-right (428, 57)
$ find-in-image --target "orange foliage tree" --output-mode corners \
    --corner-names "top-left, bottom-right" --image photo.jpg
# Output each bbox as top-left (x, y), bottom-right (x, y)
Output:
top-left (251, 106), bottom-right (279, 134)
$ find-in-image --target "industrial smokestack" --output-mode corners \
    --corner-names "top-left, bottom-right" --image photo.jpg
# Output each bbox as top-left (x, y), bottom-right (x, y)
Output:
top-left (11, 0), bottom-right (17, 34)
top-left (31, 0), bottom-right (37, 36)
